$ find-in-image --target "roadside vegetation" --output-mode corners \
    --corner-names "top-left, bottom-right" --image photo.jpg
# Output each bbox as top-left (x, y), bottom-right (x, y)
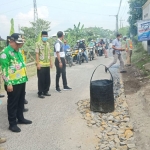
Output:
top-left (132, 43), bottom-right (150, 77)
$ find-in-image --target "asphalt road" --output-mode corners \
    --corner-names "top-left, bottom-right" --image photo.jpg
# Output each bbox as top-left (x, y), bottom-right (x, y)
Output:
top-left (0, 53), bottom-right (118, 150)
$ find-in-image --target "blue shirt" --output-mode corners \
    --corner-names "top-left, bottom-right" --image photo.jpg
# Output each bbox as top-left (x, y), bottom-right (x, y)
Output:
top-left (63, 44), bottom-right (70, 53)
top-left (112, 38), bottom-right (121, 54)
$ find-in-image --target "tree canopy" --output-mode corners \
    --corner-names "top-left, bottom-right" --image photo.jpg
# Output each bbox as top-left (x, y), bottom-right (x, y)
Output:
top-left (128, 0), bottom-right (147, 36)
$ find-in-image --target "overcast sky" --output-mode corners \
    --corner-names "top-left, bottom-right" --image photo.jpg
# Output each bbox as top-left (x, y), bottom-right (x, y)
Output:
top-left (0, 0), bottom-right (129, 38)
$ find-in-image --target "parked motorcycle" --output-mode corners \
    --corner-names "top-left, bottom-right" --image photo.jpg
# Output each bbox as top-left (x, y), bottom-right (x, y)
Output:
top-left (98, 46), bottom-right (103, 56)
top-left (78, 48), bottom-right (85, 65)
top-left (65, 49), bottom-right (73, 67)
top-left (72, 48), bottom-right (78, 62)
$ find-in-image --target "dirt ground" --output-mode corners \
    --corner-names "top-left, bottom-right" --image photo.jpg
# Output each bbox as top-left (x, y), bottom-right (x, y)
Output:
top-left (122, 65), bottom-right (150, 150)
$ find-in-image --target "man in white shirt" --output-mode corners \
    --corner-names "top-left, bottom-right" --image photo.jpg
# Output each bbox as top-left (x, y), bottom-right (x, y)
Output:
top-left (54, 31), bottom-right (72, 92)
top-left (106, 34), bottom-right (126, 73)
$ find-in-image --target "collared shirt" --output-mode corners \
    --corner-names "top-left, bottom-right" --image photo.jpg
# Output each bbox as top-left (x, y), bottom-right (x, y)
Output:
top-left (112, 38), bottom-right (121, 54)
top-left (63, 44), bottom-right (70, 53)
top-left (35, 40), bottom-right (51, 67)
top-left (0, 45), bottom-right (28, 85)
top-left (54, 39), bottom-right (65, 58)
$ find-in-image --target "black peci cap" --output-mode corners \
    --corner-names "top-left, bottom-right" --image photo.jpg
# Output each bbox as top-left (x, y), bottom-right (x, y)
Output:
top-left (41, 31), bottom-right (48, 36)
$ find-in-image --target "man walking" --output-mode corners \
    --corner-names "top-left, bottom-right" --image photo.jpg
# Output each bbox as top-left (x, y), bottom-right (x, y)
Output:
top-left (54, 31), bottom-right (72, 92)
top-left (106, 34), bottom-right (126, 73)
top-left (0, 33), bottom-right (32, 132)
top-left (35, 31), bottom-right (53, 98)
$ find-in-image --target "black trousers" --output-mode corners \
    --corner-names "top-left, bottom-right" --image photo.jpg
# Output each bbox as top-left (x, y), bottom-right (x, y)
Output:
top-left (37, 67), bottom-right (50, 95)
top-left (5, 83), bottom-right (26, 126)
top-left (55, 57), bottom-right (67, 89)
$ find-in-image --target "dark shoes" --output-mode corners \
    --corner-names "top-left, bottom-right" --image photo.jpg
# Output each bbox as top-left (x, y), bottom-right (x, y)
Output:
top-left (43, 92), bottom-right (51, 96)
top-left (24, 99), bottom-right (28, 104)
top-left (56, 88), bottom-right (61, 93)
top-left (18, 119), bottom-right (32, 125)
top-left (64, 86), bottom-right (72, 91)
top-left (38, 95), bottom-right (45, 99)
top-left (0, 94), bottom-right (5, 98)
top-left (9, 125), bottom-right (21, 133)
top-left (38, 92), bottom-right (51, 98)
top-left (9, 119), bottom-right (32, 132)
top-left (23, 108), bottom-right (29, 112)
top-left (120, 70), bottom-right (127, 73)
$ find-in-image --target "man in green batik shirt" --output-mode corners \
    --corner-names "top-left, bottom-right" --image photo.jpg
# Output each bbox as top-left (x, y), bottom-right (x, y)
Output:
top-left (35, 31), bottom-right (53, 98)
top-left (0, 33), bottom-right (32, 133)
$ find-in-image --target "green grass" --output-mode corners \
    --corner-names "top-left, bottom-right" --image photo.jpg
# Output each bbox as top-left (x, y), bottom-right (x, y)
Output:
top-left (132, 43), bottom-right (150, 77)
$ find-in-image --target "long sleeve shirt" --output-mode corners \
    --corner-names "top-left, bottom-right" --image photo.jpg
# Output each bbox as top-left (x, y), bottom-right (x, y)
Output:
top-left (0, 45), bottom-right (28, 85)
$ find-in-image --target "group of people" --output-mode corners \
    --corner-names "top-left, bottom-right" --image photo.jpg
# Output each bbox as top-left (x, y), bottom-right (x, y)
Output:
top-left (0, 31), bottom-right (71, 137)
top-left (72, 38), bottom-right (109, 64)
top-left (0, 31), bottom-right (133, 150)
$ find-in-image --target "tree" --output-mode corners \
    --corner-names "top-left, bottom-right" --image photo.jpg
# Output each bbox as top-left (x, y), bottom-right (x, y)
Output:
top-left (118, 26), bottom-right (130, 37)
top-left (65, 22), bottom-right (85, 47)
top-left (21, 18), bottom-right (51, 39)
top-left (65, 23), bottom-right (115, 47)
top-left (10, 18), bottom-right (15, 35)
top-left (20, 18), bottom-right (51, 60)
top-left (128, 0), bottom-right (147, 36)
top-left (21, 27), bottom-right (35, 38)
top-left (30, 18), bottom-right (51, 37)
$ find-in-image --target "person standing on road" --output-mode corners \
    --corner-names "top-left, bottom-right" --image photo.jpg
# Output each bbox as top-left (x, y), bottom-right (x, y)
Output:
top-left (54, 31), bottom-right (72, 92)
top-left (35, 31), bottom-right (53, 98)
top-left (100, 39), bottom-right (108, 58)
top-left (123, 36), bottom-right (133, 66)
top-left (0, 33), bottom-right (32, 133)
top-left (105, 34), bottom-right (126, 73)
top-left (6, 36), bottom-right (28, 112)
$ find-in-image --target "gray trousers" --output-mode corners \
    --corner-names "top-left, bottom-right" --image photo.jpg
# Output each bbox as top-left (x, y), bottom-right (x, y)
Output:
top-left (108, 53), bottom-right (124, 71)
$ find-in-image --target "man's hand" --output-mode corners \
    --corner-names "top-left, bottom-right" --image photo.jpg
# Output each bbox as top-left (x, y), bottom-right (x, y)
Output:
top-left (120, 48), bottom-right (125, 51)
top-left (7, 85), bottom-right (13, 92)
top-left (37, 63), bottom-right (41, 70)
top-left (59, 62), bottom-right (63, 68)
top-left (50, 63), bottom-right (53, 68)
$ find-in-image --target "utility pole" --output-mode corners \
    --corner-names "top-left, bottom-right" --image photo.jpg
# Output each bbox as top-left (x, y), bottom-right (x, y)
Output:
top-left (120, 18), bottom-right (124, 29)
top-left (33, 0), bottom-right (38, 22)
top-left (110, 15), bottom-right (119, 33)
top-left (116, 15), bottom-right (118, 33)
top-left (109, 0), bottom-right (122, 34)
top-left (33, 0), bottom-right (38, 37)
